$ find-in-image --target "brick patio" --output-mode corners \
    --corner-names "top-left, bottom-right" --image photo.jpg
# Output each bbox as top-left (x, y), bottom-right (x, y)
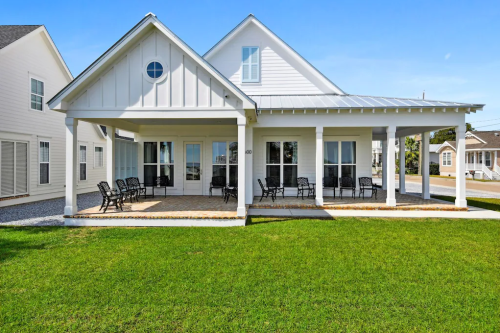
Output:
top-left (252, 190), bottom-right (465, 211)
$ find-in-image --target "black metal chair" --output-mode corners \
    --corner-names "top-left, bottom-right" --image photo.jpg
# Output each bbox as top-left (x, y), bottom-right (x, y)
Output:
top-left (156, 176), bottom-right (169, 197)
top-left (210, 176), bottom-right (226, 198)
top-left (358, 177), bottom-right (377, 199)
top-left (126, 177), bottom-right (145, 200)
top-left (339, 176), bottom-right (356, 199)
top-left (224, 185), bottom-right (238, 203)
top-left (257, 179), bottom-right (276, 202)
top-left (116, 179), bottom-right (137, 203)
top-left (296, 177), bottom-right (315, 199)
top-left (97, 181), bottom-right (123, 213)
top-left (143, 176), bottom-right (157, 198)
top-left (265, 177), bottom-right (284, 199)
top-left (323, 176), bottom-right (338, 199)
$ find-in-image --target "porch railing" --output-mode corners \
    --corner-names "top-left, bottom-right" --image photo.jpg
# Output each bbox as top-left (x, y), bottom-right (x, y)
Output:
top-left (481, 164), bottom-right (493, 180)
top-left (494, 164), bottom-right (500, 177)
top-left (466, 163), bottom-right (480, 171)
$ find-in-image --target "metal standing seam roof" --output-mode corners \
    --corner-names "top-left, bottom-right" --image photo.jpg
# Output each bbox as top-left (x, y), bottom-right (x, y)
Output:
top-left (249, 94), bottom-right (484, 111)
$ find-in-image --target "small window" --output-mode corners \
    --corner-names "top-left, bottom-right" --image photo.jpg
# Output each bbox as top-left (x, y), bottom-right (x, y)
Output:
top-left (39, 141), bottom-right (50, 184)
top-left (485, 152), bottom-right (491, 167)
top-left (242, 47), bottom-right (259, 82)
top-left (146, 61), bottom-right (163, 79)
top-left (31, 78), bottom-right (44, 111)
top-left (442, 152), bottom-right (452, 166)
top-left (94, 146), bottom-right (104, 168)
top-left (79, 145), bottom-right (87, 181)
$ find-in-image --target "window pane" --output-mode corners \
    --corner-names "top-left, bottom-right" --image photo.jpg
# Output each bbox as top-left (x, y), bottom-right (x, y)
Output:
top-left (147, 62), bottom-right (155, 71)
top-left (324, 165), bottom-right (339, 180)
top-left (229, 142), bottom-right (238, 164)
top-left (160, 142), bottom-right (174, 164)
top-left (144, 165), bottom-right (157, 185)
top-left (266, 142), bottom-right (280, 164)
top-left (251, 64), bottom-right (258, 80)
top-left (37, 81), bottom-right (44, 96)
top-left (40, 164), bottom-right (49, 184)
top-left (212, 142), bottom-right (226, 164)
top-left (266, 165), bottom-right (280, 181)
top-left (242, 47), bottom-right (250, 64)
top-left (79, 146), bottom-right (86, 163)
top-left (144, 142), bottom-right (157, 163)
top-left (40, 142), bottom-right (49, 162)
top-left (324, 142), bottom-right (338, 164)
top-left (341, 165), bottom-right (356, 180)
top-left (160, 165), bottom-right (174, 186)
top-left (250, 47), bottom-right (258, 64)
top-left (213, 165), bottom-right (227, 178)
top-left (283, 142), bottom-right (297, 164)
top-left (229, 165), bottom-right (238, 187)
top-left (31, 79), bottom-right (37, 94)
top-left (80, 163), bottom-right (86, 181)
top-left (283, 165), bottom-right (297, 187)
top-left (341, 141), bottom-right (356, 164)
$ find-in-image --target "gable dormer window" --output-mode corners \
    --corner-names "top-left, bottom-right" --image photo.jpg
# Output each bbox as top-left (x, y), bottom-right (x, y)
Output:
top-left (242, 47), bottom-right (259, 83)
top-left (30, 78), bottom-right (44, 111)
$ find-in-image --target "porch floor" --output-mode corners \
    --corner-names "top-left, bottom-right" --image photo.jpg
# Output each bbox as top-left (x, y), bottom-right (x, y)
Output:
top-left (70, 195), bottom-right (239, 219)
top-left (252, 190), bottom-right (465, 211)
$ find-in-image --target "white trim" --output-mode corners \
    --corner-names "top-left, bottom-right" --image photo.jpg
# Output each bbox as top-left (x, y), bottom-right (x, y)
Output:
top-left (38, 139), bottom-right (50, 185)
top-left (442, 151), bottom-right (452, 167)
top-left (143, 57), bottom-right (168, 84)
top-left (465, 131), bottom-right (487, 144)
top-left (79, 144), bottom-right (87, 182)
top-left (263, 138), bottom-right (299, 188)
top-left (436, 141), bottom-right (456, 153)
top-left (241, 46), bottom-right (260, 83)
top-left (28, 74), bottom-right (45, 113)
top-left (211, 140), bottom-right (238, 187)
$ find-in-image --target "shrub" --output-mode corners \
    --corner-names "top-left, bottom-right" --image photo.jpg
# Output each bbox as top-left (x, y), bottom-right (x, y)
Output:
top-left (429, 163), bottom-right (440, 175)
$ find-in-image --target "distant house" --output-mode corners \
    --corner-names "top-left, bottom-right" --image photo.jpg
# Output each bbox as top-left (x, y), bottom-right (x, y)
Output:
top-left (0, 25), bottom-right (108, 206)
top-left (438, 131), bottom-right (500, 180)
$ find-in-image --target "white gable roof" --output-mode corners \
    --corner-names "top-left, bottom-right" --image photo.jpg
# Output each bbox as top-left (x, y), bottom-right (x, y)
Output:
top-left (49, 14), bottom-right (256, 111)
top-left (204, 14), bottom-right (344, 95)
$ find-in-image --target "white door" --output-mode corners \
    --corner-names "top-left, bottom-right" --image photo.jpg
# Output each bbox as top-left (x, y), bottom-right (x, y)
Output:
top-left (184, 142), bottom-right (203, 195)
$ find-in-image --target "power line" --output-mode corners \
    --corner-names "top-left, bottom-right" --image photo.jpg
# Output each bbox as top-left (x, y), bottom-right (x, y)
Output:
top-left (474, 122), bottom-right (500, 129)
top-left (468, 117), bottom-right (500, 124)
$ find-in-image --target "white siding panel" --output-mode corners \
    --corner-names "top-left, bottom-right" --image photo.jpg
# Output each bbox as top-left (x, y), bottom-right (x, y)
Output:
top-left (88, 79), bottom-right (102, 108)
top-left (156, 34), bottom-right (170, 107)
top-left (184, 57), bottom-right (197, 107)
top-left (197, 70), bottom-right (210, 107)
top-left (142, 33), bottom-right (156, 107)
top-left (210, 80), bottom-right (224, 107)
top-left (115, 56), bottom-right (128, 107)
top-left (102, 68), bottom-right (115, 107)
top-left (170, 46), bottom-right (183, 107)
top-left (73, 91), bottom-right (88, 108)
top-left (129, 45), bottom-right (142, 107)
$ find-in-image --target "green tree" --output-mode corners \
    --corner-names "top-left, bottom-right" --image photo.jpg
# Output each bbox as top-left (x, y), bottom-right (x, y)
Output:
top-left (405, 137), bottom-right (419, 173)
top-left (430, 123), bottom-right (474, 144)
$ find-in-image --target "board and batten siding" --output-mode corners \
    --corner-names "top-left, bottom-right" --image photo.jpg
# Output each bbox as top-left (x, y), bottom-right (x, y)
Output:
top-left (0, 30), bottom-right (107, 207)
top-left (253, 127), bottom-right (373, 196)
top-left (69, 29), bottom-right (241, 110)
top-left (207, 22), bottom-right (327, 95)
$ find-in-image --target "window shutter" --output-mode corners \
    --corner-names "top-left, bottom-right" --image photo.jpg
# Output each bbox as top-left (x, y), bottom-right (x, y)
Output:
top-left (16, 142), bottom-right (28, 193)
top-left (1, 141), bottom-right (15, 196)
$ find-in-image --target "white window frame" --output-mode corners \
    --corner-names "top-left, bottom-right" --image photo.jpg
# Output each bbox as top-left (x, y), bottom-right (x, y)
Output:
top-left (143, 141), bottom-right (175, 187)
top-left (94, 145), bottom-right (104, 168)
top-left (442, 152), bottom-right (452, 166)
top-left (324, 139), bottom-right (358, 180)
top-left (212, 141), bottom-right (238, 187)
top-left (38, 140), bottom-right (50, 185)
top-left (264, 138), bottom-right (299, 188)
top-left (79, 144), bottom-right (87, 181)
top-left (241, 46), bottom-right (260, 83)
top-left (29, 75), bottom-right (45, 112)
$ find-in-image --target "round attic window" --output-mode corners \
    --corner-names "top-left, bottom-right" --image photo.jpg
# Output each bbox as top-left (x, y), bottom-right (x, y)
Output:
top-left (146, 61), bottom-right (163, 79)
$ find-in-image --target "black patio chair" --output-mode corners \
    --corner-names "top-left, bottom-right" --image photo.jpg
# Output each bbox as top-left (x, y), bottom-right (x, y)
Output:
top-left (265, 177), bottom-right (284, 199)
top-left (257, 179), bottom-right (276, 202)
top-left (323, 176), bottom-right (338, 199)
top-left (143, 175), bottom-right (157, 198)
top-left (339, 176), bottom-right (356, 199)
top-left (156, 176), bottom-right (169, 197)
top-left (116, 179), bottom-right (137, 203)
top-left (210, 176), bottom-right (226, 198)
top-left (358, 177), bottom-right (377, 199)
top-left (126, 177), bottom-right (145, 200)
top-left (224, 185), bottom-right (238, 203)
top-left (296, 177), bottom-right (315, 200)
top-left (97, 181), bottom-right (123, 213)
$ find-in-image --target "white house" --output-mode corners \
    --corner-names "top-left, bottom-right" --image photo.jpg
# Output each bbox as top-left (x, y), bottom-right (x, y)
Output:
top-left (48, 13), bottom-right (484, 223)
top-left (0, 25), bottom-right (108, 207)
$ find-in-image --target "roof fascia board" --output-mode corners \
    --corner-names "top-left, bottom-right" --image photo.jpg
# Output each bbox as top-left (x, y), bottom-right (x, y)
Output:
top-left (204, 15), bottom-right (345, 95)
top-left (39, 26), bottom-right (73, 80)
top-left (436, 141), bottom-right (456, 153)
top-left (150, 20), bottom-right (256, 110)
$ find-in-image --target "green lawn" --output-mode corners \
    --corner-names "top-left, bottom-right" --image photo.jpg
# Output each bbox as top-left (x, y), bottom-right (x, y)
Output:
top-left (1, 218), bottom-right (499, 332)
top-left (433, 195), bottom-right (500, 212)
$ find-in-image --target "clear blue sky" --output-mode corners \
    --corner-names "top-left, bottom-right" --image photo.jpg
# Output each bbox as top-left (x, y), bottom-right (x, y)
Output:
top-left (3, 0), bottom-right (499, 128)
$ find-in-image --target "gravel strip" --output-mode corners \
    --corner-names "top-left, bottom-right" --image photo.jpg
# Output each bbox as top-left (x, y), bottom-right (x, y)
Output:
top-left (0, 192), bottom-right (101, 226)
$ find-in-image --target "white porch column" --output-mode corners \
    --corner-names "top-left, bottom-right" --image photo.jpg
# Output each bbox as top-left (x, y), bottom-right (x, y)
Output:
top-left (237, 118), bottom-right (246, 217)
top-left (245, 124), bottom-right (253, 205)
top-left (455, 125), bottom-right (467, 207)
top-left (399, 136), bottom-right (406, 194)
top-left (386, 126), bottom-right (396, 206)
top-left (382, 140), bottom-right (387, 190)
top-left (315, 126), bottom-right (324, 206)
top-left (421, 132), bottom-right (430, 199)
top-left (106, 126), bottom-right (116, 186)
top-left (64, 118), bottom-right (78, 215)
top-left (473, 152), bottom-right (476, 170)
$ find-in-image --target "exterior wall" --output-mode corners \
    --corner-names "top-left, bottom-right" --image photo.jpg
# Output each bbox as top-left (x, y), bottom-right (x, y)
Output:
top-left (0, 31), bottom-right (106, 207)
top-left (115, 139), bottom-right (138, 181)
top-left (253, 127), bottom-right (372, 196)
top-left (439, 146), bottom-right (456, 176)
top-left (207, 22), bottom-right (327, 95)
top-left (69, 28), bottom-right (241, 111)
top-left (429, 152), bottom-right (439, 164)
